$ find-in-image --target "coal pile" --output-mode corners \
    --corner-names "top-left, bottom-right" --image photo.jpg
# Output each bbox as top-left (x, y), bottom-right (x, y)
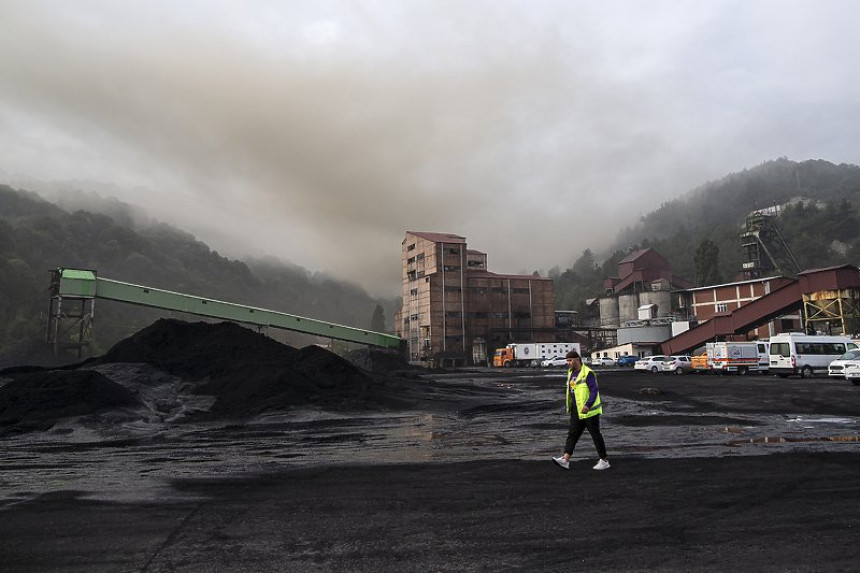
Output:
top-left (0, 370), bottom-right (140, 436)
top-left (91, 319), bottom-right (396, 417)
top-left (0, 319), bottom-right (445, 435)
top-left (345, 347), bottom-right (421, 374)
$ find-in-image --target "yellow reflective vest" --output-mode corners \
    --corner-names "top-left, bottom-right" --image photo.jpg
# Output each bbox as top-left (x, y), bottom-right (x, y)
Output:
top-left (566, 364), bottom-right (602, 419)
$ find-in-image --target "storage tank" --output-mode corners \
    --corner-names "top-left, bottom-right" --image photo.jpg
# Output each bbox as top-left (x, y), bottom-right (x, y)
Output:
top-left (599, 297), bottom-right (620, 328)
top-left (639, 290), bottom-right (671, 317)
top-left (618, 293), bottom-right (639, 325)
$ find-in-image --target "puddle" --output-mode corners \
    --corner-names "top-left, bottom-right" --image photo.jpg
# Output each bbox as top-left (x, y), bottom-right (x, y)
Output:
top-left (726, 435), bottom-right (860, 446)
top-left (787, 417), bottom-right (855, 424)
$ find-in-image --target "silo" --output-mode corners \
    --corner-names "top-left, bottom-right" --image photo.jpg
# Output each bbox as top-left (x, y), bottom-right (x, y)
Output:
top-left (618, 293), bottom-right (639, 325)
top-left (599, 296), bottom-right (620, 328)
top-left (639, 290), bottom-right (672, 317)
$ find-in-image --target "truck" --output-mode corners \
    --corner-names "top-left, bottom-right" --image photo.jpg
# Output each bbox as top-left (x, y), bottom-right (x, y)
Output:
top-left (691, 352), bottom-right (712, 373)
top-left (706, 341), bottom-right (760, 374)
top-left (493, 342), bottom-right (581, 368)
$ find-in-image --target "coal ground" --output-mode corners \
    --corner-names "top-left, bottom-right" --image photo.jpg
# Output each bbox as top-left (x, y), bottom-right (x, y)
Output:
top-left (1, 319), bottom-right (859, 572)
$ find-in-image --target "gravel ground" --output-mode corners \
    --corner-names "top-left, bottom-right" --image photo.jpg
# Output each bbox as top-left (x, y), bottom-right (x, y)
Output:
top-left (1, 322), bottom-right (858, 571)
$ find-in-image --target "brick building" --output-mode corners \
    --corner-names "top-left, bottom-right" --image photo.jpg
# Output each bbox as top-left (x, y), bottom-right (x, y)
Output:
top-left (681, 275), bottom-right (800, 338)
top-left (396, 231), bottom-right (556, 366)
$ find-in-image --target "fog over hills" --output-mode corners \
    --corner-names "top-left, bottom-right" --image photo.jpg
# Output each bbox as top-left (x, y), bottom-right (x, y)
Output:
top-left (3, 2), bottom-right (859, 295)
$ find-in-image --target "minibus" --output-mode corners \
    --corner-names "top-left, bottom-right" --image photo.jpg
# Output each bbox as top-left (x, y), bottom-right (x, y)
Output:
top-left (768, 333), bottom-right (858, 378)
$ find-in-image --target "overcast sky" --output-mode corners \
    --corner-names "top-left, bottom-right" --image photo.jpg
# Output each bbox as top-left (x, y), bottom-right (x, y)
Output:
top-left (1, 1), bottom-right (858, 297)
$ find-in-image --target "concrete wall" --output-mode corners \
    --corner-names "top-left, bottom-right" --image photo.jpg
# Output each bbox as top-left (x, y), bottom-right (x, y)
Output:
top-left (617, 325), bottom-right (673, 345)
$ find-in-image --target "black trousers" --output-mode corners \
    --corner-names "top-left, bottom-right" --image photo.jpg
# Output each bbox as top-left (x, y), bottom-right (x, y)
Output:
top-left (564, 413), bottom-right (607, 459)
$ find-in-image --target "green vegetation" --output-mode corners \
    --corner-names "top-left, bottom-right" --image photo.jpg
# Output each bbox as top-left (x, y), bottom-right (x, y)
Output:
top-left (553, 158), bottom-right (860, 314)
top-left (2, 157), bottom-right (858, 365)
top-left (0, 185), bottom-right (397, 364)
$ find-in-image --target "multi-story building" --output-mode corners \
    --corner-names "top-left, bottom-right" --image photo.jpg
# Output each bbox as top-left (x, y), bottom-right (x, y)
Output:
top-left (396, 231), bottom-right (556, 366)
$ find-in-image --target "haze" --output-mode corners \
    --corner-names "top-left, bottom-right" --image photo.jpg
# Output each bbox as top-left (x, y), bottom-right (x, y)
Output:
top-left (1, 1), bottom-right (858, 296)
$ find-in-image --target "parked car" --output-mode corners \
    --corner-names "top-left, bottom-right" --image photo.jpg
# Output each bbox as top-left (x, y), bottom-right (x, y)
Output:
top-left (845, 364), bottom-right (860, 386)
top-left (616, 355), bottom-right (640, 367)
top-left (660, 355), bottom-right (693, 374)
top-left (591, 357), bottom-right (616, 367)
top-left (634, 355), bottom-right (670, 373)
top-left (541, 356), bottom-right (569, 368)
top-left (828, 349), bottom-right (860, 379)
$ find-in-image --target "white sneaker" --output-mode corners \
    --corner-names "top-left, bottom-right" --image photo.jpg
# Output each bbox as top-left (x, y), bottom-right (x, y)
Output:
top-left (552, 456), bottom-right (570, 470)
top-left (593, 459), bottom-right (610, 471)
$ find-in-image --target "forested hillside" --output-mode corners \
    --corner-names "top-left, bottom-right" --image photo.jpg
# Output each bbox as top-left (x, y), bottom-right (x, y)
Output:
top-left (0, 185), bottom-right (396, 366)
top-left (3, 157), bottom-right (858, 365)
top-left (553, 158), bottom-right (860, 317)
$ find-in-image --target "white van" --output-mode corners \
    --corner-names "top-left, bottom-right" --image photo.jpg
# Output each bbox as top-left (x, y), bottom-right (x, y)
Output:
top-left (756, 341), bottom-right (770, 372)
top-left (768, 333), bottom-right (858, 378)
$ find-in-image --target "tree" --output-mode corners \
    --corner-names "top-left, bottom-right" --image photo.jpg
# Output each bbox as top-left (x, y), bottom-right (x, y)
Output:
top-left (694, 238), bottom-right (721, 286)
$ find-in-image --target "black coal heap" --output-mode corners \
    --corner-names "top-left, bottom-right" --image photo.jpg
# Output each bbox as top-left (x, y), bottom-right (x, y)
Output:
top-left (94, 319), bottom-right (378, 417)
top-left (0, 370), bottom-right (140, 435)
top-left (0, 319), bottom-right (425, 434)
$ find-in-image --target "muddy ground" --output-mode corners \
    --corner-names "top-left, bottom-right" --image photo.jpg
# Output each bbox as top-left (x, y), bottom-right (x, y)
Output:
top-left (1, 320), bottom-right (858, 572)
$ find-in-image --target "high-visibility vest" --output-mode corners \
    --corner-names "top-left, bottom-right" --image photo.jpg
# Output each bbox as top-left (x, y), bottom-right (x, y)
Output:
top-left (566, 364), bottom-right (602, 419)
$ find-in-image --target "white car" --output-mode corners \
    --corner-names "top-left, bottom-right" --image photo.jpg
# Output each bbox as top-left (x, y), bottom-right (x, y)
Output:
top-left (845, 364), bottom-right (860, 386)
top-left (827, 349), bottom-right (860, 379)
top-left (635, 355), bottom-right (670, 373)
top-left (660, 355), bottom-right (693, 374)
top-left (541, 356), bottom-right (569, 368)
top-left (591, 357), bottom-right (616, 367)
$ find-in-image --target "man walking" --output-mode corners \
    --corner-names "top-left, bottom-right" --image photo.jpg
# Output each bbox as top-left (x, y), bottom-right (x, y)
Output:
top-left (553, 350), bottom-right (610, 470)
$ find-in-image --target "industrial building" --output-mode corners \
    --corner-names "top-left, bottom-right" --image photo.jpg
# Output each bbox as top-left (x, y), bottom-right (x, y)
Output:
top-left (681, 275), bottom-right (800, 339)
top-left (599, 248), bottom-right (692, 329)
top-left (396, 231), bottom-right (556, 366)
top-left (596, 248), bottom-right (805, 358)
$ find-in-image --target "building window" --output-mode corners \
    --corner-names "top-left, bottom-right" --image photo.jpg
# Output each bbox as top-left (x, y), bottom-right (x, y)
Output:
top-left (407, 256), bottom-right (415, 264)
top-left (410, 288), bottom-right (418, 299)
top-left (716, 303), bottom-right (728, 312)
top-left (416, 253), bottom-right (424, 260)
top-left (407, 244), bottom-right (415, 251)
top-left (407, 271), bottom-right (416, 281)
top-left (444, 286), bottom-right (462, 293)
top-left (467, 260), bottom-right (483, 268)
top-left (444, 265), bottom-right (460, 272)
top-left (512, 288), bottom-right (530, 294)
top-left (447, 248), bottom-right (459, 255)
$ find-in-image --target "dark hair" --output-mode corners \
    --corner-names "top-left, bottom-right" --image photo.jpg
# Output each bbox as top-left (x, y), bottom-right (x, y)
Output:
top-left (565, 350), bottom-right (580, 360)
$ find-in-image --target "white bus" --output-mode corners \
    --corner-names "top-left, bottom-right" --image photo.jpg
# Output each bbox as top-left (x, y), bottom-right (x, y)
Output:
top-left (768, 333), bottom-right (858, 378)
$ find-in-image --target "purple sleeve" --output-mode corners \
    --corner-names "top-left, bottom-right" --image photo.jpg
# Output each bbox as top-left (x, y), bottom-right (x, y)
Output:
top-left (585, 372), bottom-right (599, 408)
